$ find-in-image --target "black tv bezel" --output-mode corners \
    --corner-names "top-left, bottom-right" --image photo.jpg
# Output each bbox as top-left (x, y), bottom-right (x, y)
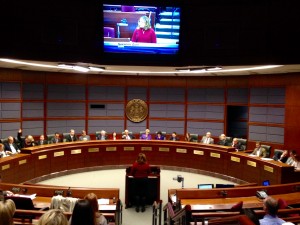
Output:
top-left (99, 0), bottom-right (184, 67)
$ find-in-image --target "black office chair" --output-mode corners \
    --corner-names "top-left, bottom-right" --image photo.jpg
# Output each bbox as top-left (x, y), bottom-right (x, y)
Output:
top-left (47, 134), bottom-right (55, 144)
top-left (273, 149), bottom-right (284, 160)
top-left (236, 138), bottom-right (247, 151)
top-left (225, 136), bottom-right (233, 145)
top-left (261, 144), bottom-right (272, 158)
top-left (190, 133), bottom-right (199, 142)
top-left (62, 133), bottom-right (69, 142)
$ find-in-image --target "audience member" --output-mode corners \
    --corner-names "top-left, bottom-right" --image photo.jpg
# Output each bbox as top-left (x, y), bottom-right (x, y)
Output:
top-left (51, 132), bottom-right (62, 144)
top-left (131, 15), bottom-right (157, 43)
top-left (84, 193), bottom-right (108, 225)
top-left (250, 141), bottom-right (267, 157)
top-left (96, 130), bottom-right (108, 140)
top-left (155, 131), bottom-right (165, 140)
top-left (131, 153), bottom-right (151, 213)
top-left (217, 134), bottom-right (230, 146)
top-left (79, 130), bottom-right (91, 141)
top-left (273, 150), bottom-right (289, 163)
top-left (18, 129), bottom-right (35, 148)
top-left (259, 197), bottom-right (286, 225)
top-left (201, 132), bottom-right (214, 144)
top-left (140, 129), bottom-right (152, 140)
top-left (4, 136), bottom-right (21, 155)
top-left (0, 143), bottom-right (8, 158)
top-left (70, 199), bottom-right (94, 225)
top-left (65, 129), bottom-right (78, 142)
top-left (286, 150), bottom-right (297, 165)
top-left (37, 135), bottom-right (47, 145)
top-left (231, 138), bottom-right (243, 151)
top-left (37, 209), bottom-right (68, 225)
top-left (0, 198), bottom-right (16, 225)
top-left (122, 130), bottom-right (134, 140)
top-left (169, 132), bottom-right (179, 141)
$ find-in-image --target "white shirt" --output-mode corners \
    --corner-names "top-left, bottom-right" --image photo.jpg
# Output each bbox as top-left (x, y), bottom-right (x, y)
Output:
top-left (9, 144), bottom-right (18, 154)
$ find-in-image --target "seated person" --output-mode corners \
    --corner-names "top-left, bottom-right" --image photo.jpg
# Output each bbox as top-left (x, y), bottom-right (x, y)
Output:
top-left (291, 154), bottom-right (300, 171)
top-left (185, 132), bottom-right (193, 142)
top-left (36, 135), bottom-right (47, 145)
top-left (259, 197), bottom-right (286, 225)
top-left (0, 143), bottom-right (8, 158)
top-left (217, 134), bottom-right (230, 146)
top-left (96, 130), bottom-right (108, 140)
top-left (200, 132), bottom-right (214, 144)
top-left (231, 138), bottom-right (243, 151)
top-left (250, 141), bottom-right (267, 157)
top-left (155, 131), bottom-right (165, 140)
top-left (79, 130), bottom-right (91, 141)
top-left (65, 129), bottom-right (78, 142)
top-left (112, 132), bottom-right (117, 140)
top-left (4, 136), bottom-right (21, 154)
top-left (140, 129), bottom-right (152, 140)
top-left (51, 132), bottom-right (62, 144)
top-left (273, 150), bottom-right (288, 163)
top-left (122, 130), bottom-right (134, 140)
top-left (169, 132), bottom-right (179, 141)
top-left (18, 129), bottom-right (36, 148)
top-left (286, 150), bottom-right (297, 165)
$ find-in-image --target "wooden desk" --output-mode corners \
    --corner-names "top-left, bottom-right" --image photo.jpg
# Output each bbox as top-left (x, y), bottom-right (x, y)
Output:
top-left (1, 140), bottom-right (299, 185)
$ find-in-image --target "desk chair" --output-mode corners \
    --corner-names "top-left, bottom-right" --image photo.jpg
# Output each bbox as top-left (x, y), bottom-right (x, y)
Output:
top-left (261, 144), bottom-right (271, 158)
top-left (62, 133), bottom-right (69, 142)
top-left (103, 27), bottom-right (115, 38)
top-left (273, 149), bottom-right (284, 160)
top-left (46, 134), bottom-right (55, 144)
top-left (236, 138), bottom-right (247, 151)
top-left (190, 133), bottom-right (199, 142)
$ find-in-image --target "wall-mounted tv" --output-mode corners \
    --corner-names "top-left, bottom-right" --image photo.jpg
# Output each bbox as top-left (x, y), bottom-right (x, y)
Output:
top-left (101, 1), bottom-right (182, 66)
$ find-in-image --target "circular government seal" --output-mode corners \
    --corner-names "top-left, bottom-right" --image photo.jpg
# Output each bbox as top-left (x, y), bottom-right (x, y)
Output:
top-left (126, 99), bottom-right (148, 123)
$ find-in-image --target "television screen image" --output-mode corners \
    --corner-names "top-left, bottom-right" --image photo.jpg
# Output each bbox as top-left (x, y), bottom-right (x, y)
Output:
top-left (215, 184), bottom-right (235, 188)
top-left (197, 184), bottom-right (214, 189)
top-left (262, 180), bottom-right (270, 186)
top-left (102, 4), bottom-right (181, 55)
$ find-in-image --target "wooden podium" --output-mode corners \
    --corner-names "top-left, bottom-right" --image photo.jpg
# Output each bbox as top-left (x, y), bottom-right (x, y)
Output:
top-left (125, 166), bottom-right (160, 208)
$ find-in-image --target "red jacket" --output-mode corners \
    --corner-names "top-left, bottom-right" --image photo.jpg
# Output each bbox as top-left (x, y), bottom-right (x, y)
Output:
top-left (131, 162), bottom-right (151, 178)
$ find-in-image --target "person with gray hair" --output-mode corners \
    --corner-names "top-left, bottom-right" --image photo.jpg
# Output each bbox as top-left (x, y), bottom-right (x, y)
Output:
top-left (259, 197), bottom-right (286, 225)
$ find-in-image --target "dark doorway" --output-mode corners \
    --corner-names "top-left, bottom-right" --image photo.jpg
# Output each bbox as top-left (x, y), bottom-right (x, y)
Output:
top-left (226, 106), bottom-right (248, 138)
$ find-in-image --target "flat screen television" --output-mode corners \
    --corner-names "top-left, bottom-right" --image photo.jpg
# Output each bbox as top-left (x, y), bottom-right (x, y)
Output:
top-left (101, 1), bottom-right (183, 66)
top-left (197, 184), bottom-right (214, 189)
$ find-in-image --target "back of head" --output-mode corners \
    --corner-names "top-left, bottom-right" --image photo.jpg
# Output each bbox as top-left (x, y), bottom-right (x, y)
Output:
top-left (84, 193), bottom-right (99, 213)
top-left (137, 153), bottom-right (147, 164)
top-left (37, 209), bottom-right (68, 225)
top-left (71, 200), bottom-right (94, 225)
top-left (264, 197), bottom-right (279, 216)
top-left (0, 199), bottom-right (16, 225)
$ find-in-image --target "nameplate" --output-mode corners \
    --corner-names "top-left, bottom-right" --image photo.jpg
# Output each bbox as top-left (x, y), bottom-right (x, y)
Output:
top-left (176, 148), bottom-right (187, 153)
top-left (19, 159), bottom-right (27, 165)
top-left (54, 151), bottom-right (64, 157)
top-left (194, 150), bottom-right (204, 155)
top-left (71, 149), bottom-right (82, 154)
top-left (141, 147), bottom-right (152, 151)
top-left (106, 147), bottom-right (117, 151)
top-left (38, 155), bottom-right (47, 160)
top-left (210, 152), bottom-right (220, 158)
top-left (231, 156), bottom-right (241, 163)
top-left (264, 165), bottom-right (274, 173)
top-left (124, 147), bottom-right (134, 151)
top-left (88, 148), bottom-right (99, 152)
top-left (247, 160), bottom-right (256, 167)
top-left (2, 164), bottom-right (10, 170)
top-left (159, 147), bottom-right (169, 152)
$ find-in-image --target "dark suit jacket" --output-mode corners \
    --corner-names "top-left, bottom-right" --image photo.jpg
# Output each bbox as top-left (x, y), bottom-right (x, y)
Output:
top-left (36, 140), bottom-right (47, 145)
top-left (50, 137), bottom-right (62, 144)
top-left (217, 139), bottom-right (230, 146)
top-left (96, 134), bottom-right (108, 140)
top-left (65, 135), bottom-right (78, 142)
top-left (169, 136), bottom-right (179, 141)
top-left (4, 142), bottom-right (20, 152)
top-left (122, 134), bottom-right (135, 140)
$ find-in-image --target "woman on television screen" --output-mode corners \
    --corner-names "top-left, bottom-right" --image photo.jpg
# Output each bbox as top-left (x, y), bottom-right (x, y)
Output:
top-left (131, 15), bottom-right (157, 43)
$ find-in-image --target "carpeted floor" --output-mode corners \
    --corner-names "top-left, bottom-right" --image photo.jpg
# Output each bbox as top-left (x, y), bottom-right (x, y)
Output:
top-left (37, 169), bottom-right (236, 225)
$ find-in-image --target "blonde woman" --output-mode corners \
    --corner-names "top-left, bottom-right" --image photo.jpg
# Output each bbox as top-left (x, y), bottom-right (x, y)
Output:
top-left (37, 209), bottom-right (68, 225)
top-left (0, 199), bottom-right (16, 225)
top-left (131, 15), bottom-right (157, 43)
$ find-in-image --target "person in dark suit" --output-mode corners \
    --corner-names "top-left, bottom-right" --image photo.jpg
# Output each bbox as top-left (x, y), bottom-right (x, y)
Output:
top-left (4, 136), bottom-right (20, 155)
top-left (169, 132), bottom-right (179, 141)
top-left (96, 130), bottom-right (108, 140)
top-left (231, 138), bottom-right (243, 151)
top-left (65, 129), bottom-right (78, 142)
top-left (217, 134), bottom-right (230, 146)
top-left (131, 153), bottom-right (151, 213)
top-left (36, 135), bottom-right (47, 145)
top-left (51, 132), bottom-right (62, 144)
top-left (155, 131), bottom-right (165, 140)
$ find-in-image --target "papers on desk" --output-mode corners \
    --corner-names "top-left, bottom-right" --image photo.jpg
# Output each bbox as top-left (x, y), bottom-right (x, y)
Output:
top-left (261, 158), bottom-right (273, 161)
top-left (99, 204), bottom-right (116, 211)
top-left (18, 193), bottom-right (37, 200)
top-left (98, 198), bottom-right (109, 205)
top-left (248, 154), bottom-right (258, 157)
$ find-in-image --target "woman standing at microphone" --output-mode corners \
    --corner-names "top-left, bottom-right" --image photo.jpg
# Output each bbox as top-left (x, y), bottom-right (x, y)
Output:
top-left (131, 15), bottom-right (157, 43)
